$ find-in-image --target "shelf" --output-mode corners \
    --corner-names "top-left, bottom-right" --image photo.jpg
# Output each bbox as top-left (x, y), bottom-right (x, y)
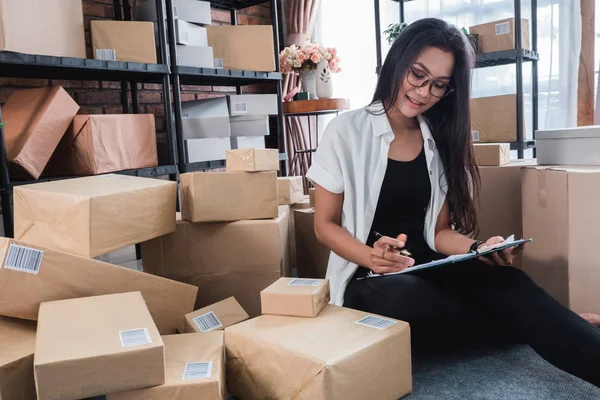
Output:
top-left (283, 98), bottom-right (350, 116)
top-left (209, 0), bottom-right (271, 10)
top-left (177, 66), bottom-right (282, 86)
top-left (509, 140), bottom-right (536, 151)
top-left (0, 51), bottom-right (169, 83)
top-left (475, 49), bottom-right (539, 68)
top-left (180, 160), bottom-right (227, 173)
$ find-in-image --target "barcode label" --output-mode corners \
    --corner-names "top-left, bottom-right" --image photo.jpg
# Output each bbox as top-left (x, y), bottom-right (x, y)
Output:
top-left (232, 102), bottom-right (248, 114)
top-left (472, 130), bottom-right (480, 141)
top-left (287, 278), bottom-right (322, 287)
top-left (214, 58), bottom-right (224, 68)
top-left (182, 361), bottom-right (212, 380)
top-left (495, 22), bottom-right (511, 35)
top-left (95, 49), bottom-right (117, 61)
top-left (193, 311), bottom-right (223, 332)
top-left (4, 245), bottom-right (43, 274)
top-left (119, 328), bottom-right (152, 347)
top-left (355, 315), bottom-right (398, 330)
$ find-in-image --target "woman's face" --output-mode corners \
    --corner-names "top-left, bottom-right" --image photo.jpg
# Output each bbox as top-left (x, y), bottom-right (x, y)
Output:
top-left (395, 46), bottom-right (455, 118)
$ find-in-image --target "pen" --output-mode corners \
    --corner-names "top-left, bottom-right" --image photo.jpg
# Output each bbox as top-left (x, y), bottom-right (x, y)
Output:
top-left (373, 231), bottom-right (412, 257)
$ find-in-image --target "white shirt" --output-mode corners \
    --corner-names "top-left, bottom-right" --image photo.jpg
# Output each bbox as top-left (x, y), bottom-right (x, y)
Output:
top-left (306, 102), bottom-right (448, 306)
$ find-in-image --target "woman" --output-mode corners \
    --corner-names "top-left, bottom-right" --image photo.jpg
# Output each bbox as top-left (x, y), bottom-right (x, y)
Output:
top-left (306, 18), bottom-right (600, 387)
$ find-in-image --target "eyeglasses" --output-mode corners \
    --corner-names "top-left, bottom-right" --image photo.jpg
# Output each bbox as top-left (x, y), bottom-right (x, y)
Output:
top-left (406, 68), bottom-right (454, 98)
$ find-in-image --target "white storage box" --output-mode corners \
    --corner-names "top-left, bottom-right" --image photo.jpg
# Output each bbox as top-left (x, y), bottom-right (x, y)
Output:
top-left (136, 0), bottom-right (211, 26)
top-left (181, 98), bottom-right (231, 139)
top-left (177, 45), bottom-right (214, 68)
top-left (230, 115), bottom-right (269, 137)
top-left (185, 138), bottom-right (231, 162)
top-left (228, 95), bottom-right (279, 116)
top-left (536, 126), bottom-right (600, 166)
top-left (175, 19), bottom-right (207, 46)
top-left (231, 136), bottom-right (266, 150)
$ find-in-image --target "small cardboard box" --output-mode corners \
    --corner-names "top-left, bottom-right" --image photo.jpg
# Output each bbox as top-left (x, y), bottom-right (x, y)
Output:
top-left (185, 138), bottom-right (231, 163)
top-left (471, 94), bottom-right (524, 143)
top-left (0, 237), bottom-right (197, 334)
top-left (181, 171), bottom-right (278, 222)
top-left (34, 292), bottom-right (166, 399)
top-left (184, 297), bottom-right (249, 333)
top-left (92, 20), bottom-right (157, 63)
top-left (228, 94), bottom-right (279, 116)
top-left (473, 143), bottom-right (510, 166)
top-left (294, 209), bottom-right (330, 279)
top-left (47, 114), bottom-right (158, 176)
top-left (181, 98), bottom-right (231, 139)
top-left (3, 87), bottom-right (79, 179)
top-left (226, 148), bottom-right (279, 172)
top-left (0, 317), bottom-right (37, 400)
top-left (14, 174), bottom-right (176, 258)
top-left (207, 25), bottom-right (275, 72)
top-left (176, 19), bottom-right (208, 46)
top-left (230, 115), bottom-right (269, 137)
top-left (177, 45), bottom-right (214, 68)
top-left (136, 0), bottom-right (212, 26)
top-left (277, 176), bottom-right (304, 205)
top-left (261, 278), bottom-right (330, 317)
top-left (536, 125), bottom-right (600, 166)
top-left (469, 18), bottom-right (530, 53)
top-left (107, 332), bottom-right (225, 400)
top-left (225, 305), bottom-right (412, 400)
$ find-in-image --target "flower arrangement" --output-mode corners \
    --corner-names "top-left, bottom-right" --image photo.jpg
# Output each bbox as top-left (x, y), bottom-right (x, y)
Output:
top-left (279, 43), bottom-right (341, 75)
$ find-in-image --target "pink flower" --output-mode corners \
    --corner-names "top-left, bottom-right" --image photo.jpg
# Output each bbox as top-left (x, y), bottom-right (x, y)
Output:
top-left (310, 54), bottom-right (321, 64)
top-left (298, 53), bottom-right (306, 62)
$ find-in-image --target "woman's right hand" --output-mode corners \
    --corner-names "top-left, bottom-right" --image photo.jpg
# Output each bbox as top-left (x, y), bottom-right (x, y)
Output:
top-left (369, 234), bottom-right (415, 274)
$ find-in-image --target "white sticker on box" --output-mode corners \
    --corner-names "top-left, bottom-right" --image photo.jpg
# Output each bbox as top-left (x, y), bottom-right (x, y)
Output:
top-left (214, 58), bottom-right (224, 68)
top-left (119, 328), bottom-right (152, 347)
top-left (495, 22), bottom-right (511, 35)
top-left (232, 102), bottom-right (248, 114)
top-left (287, 278), bottom-right (322, 287)
top-left (4, 244), bottom-right (43, 274)
top-left (355, 315), bottom-right (398, 330)
top-left (182, 361), bottom-right (212, 380)
top-left (472, 130), bottom-right (480, 142)
top-left (193, 311), bottom-right (223, 332)
top-left (96, 49), bottom-right (117, 61)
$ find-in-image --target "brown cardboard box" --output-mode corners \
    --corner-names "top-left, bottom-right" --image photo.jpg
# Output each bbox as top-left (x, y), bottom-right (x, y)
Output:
top-left (0, 317), bottom-right (37, 400)
top-left (469, 18), bottom-right (530, 53)
top-left (48, 114), bottom-right (158, 176)
top-left (294, 209), bottom-right (330, 279)
top-left (522, 166), bottom-right (600, 314)
top-left (3, 87), bottom-right (80, 179)
top-left (0, 237), bottom-right (197, 334)
top-left (107, 332), bottom-right (225, 400)
top-left (91, 20), bottom-right (157, 63)
top-left (277, 176), bottom-right (304, 205)
top-left (309, 187), bottom-right (316, 207)
top-left (0, 0), bottom-right (86, 58)
top-left (225, 148), bottom-right (279, 172)
top-left (261, 278), bottom-right (330, 317)
top-left (207, 25), bottom-right (275, 72)
top-left (34, 292), bottom-right (165, 399)
top-left (471, 94), bottom-right (524, 143)
top-left (14, 174), bottom-right (176, 258)
top-left (225, 304), bottom-right (412, 399)
top-left (181, 171), bottom-right (278, 222)
top-left (184, 297), bottom-right (249, 333)
top-left (290, 199), bottom-right (311, 267)
top-left (473, 143), bottom-right (510, 166)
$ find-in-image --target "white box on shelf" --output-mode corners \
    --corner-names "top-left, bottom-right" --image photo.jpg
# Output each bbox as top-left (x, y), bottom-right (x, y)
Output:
top-left (228, 95), bottom-right (279, 116)
top-left (536, 126), bottom-right (600, 166)
top-left (181, 98), bottom-right (231, 139)
top-left (176, 45), bottom-right (214, 68)
top-left (136, 0), bottom-right (211, 26)
top-left (175, 19), bottom-right (208, 46)
top-left (185, 138), bottom-right (231, 163)
top-left (231, 136), bottom-right (266, 150)
top-left (230, 115), bottom-right (269, 137)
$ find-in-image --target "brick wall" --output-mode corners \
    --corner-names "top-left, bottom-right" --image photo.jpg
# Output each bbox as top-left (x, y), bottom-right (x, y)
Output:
top-left (0, 0), bottom-right (277, 166)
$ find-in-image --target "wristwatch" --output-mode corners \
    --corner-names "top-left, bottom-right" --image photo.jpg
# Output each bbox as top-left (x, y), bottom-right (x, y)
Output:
top-left (469, 240), bottom-right (485, 253)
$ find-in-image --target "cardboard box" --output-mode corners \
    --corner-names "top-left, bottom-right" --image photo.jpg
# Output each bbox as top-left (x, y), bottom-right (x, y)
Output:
top-left (181, 98), bottom-right (231, 139)
top-left (230, 136), bottom-right (266, 150)
top-left (261, 278), bottom-right (330, 317)
top-left (0, 0), bottom-right (85, 58)
top-left (225, 305), bottom-right (412, 399)
top-left (295, 209), bottom-right (330, 279)
top-left (230, 115), bottom-right (269, 137)
top-left (207, 25), bottom-right (275, 71)
top-left (176, 19), bottom-right (208, 46)
top-left (185, 138), bottom-right (231, 163)
top-left (3, 87), bottom-right (79, 179)
top-left (536, 125), bottom-right (600, 166)
top-left (522, 166), bottom-right (600, 314)
top-left (14, 174), bottom-right (176, 258)
top-left (469, 18), bottom-right (530, 53)
top-left (290, 199), bottom-right (311, 267)
top-left (309, 187), bottom-right (315, 207)
top-left (176, 45), bottom-right (214, 68)
top-left (0, 237), bottom-right (197, 334)
top-left (0, 317), bottom-right (37, 400)
top-left (136, 0), bottom-right (212, 26)
top-left (181, 171), bottom-right (278, 222)
top-left (47, 114), bottom-right (158, 176)
top-left (228, 94), bottom-right (279, 116)
top-left (278, 176), bottom-right (304, 205)
top-left (35, 292), bottom-right (165, 399)
top-left (92, 20), bottom-right (157, 63)
top-left (473, 143), bottom-right (510, 166)
top-left (471, 94), bottom-right (524, 143)
top-left (107, 332), bottom-right (225, 400)
top-left (225, 148), bottom-right (279, 172)
top-left (184, 297), bottom-right (249, 333)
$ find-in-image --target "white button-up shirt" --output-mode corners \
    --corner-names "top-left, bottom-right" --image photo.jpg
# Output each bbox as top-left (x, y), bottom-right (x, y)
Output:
top-left (306, 102), bottom-right (448, 306)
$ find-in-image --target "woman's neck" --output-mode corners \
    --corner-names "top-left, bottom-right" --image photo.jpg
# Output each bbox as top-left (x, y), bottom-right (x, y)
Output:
top-left (386, 107), bottom-right (420, 139)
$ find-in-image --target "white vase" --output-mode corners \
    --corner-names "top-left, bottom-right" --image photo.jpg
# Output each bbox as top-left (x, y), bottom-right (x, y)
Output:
top-left (299, 68), bottom-right (318, 100)
top-left (316, 60), bottom-right (333, 99)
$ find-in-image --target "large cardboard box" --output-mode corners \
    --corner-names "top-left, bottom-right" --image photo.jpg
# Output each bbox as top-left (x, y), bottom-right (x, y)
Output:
top-left (107, 332), bottom-right (225, 400)
top-left (207, 25), bottom-right (275, 72)
top-left (47, 114), bottom-right (158, 176)
top-left (14, 174), bottom-right (176, 258)
top-left (184, 297), bottom-right (249, 333)
top-left (228, 94), bottom-right (279, 116)
top-left (536, 125), bottom-right (600, 166)
top-left (0, 0), bottom-right (85, 58)
top-left (181, 98), bottom-right (231, 139)
top-left (473, 143), bottom-right (510, 166)
top-left (34, 292), bottom-right (165, 399)
top-left (225, 148), bottom-right (279, 172)
top-left (3, 87), bottom-right (79, 179)
top-left (295, 209), bottom-right (331, 279)
top-left (0, 317), bottom-right (37, 400)
top-left (471, 94), bottom-right (524, 143)
top-left (181, 171), bottom-right (278, 222)
top-left (522, 166), bottom-right (600, 314)
top-left (225, 305), bottom-right (412, 399)
top-left (261, 278), bottom-right (330, 317)
top-left (469, 18), bottom-right (530, 53)
top-left (92, 20), bottom-right (157, 63)
top-left (278, 176), bottom-right (304, 205)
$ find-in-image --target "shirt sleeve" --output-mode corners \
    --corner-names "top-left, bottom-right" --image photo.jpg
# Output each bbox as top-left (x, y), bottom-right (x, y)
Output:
top-left (306, 116), bottom-right (345, 194)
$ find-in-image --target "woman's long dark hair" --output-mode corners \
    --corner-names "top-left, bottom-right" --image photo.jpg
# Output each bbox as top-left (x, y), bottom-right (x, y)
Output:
top-left (369, 18), bottom-right (480, 235)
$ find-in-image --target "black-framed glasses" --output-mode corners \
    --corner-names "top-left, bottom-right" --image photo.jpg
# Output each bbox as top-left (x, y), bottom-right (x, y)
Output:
top-left (406, 68), bottom-right (454, 98)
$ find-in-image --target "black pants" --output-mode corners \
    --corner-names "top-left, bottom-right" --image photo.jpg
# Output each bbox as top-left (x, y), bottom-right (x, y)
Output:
top-left (344, 260), bottom-right (600, 388)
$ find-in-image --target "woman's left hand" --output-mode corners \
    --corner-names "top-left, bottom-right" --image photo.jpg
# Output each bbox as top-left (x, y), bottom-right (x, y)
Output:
top-left (478, 236), bottom-right (525, 266)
